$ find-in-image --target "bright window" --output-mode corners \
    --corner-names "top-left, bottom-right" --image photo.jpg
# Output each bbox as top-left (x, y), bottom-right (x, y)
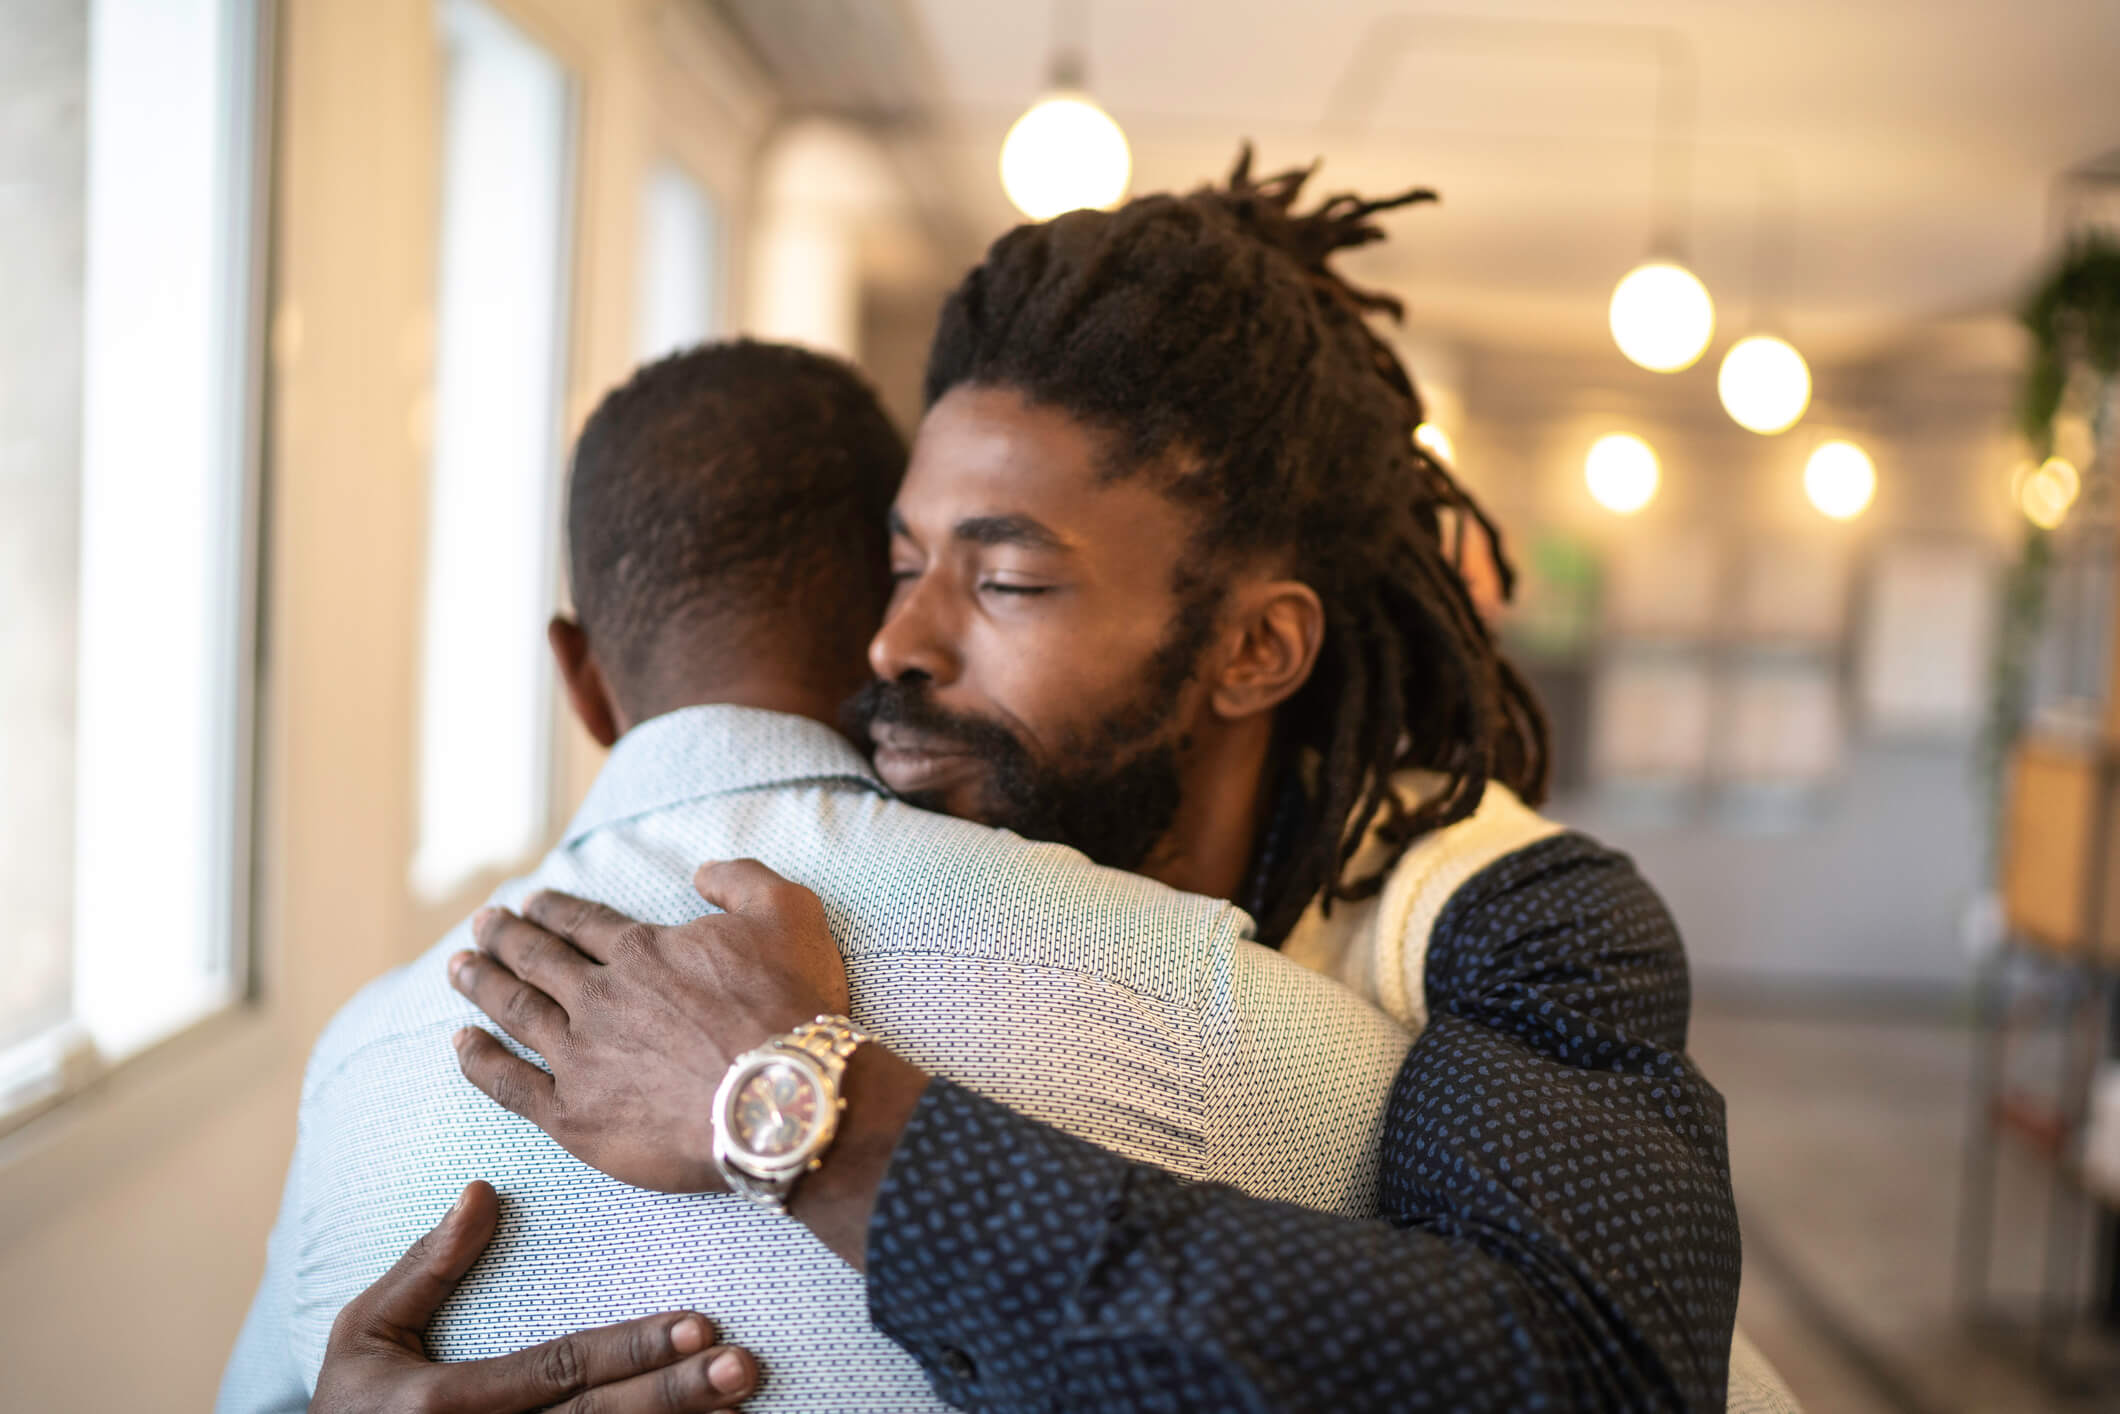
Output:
top-left (635, 159), bottom-right (722, 362)
top-left (412, 0), bottom-right (577, 900)
top-left (0, 0), bottom-right (267, 1129)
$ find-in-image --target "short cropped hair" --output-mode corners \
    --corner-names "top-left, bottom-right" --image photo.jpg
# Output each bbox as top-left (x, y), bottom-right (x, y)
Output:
top-left (566, 339), bottom-right (906, 693)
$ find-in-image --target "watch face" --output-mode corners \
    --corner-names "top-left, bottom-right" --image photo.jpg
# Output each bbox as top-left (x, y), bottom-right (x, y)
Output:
top-left (729, 1058), bottom-right (822, 1159)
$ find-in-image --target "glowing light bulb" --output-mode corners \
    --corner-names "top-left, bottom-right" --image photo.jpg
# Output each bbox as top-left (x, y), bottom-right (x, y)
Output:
top-left (2041, 455), bottom-right (2080, 506)
top-left (1717, 334), bottom-right (1811, 434)
top-left (1585, 433), bottom-right (1660, 514)
top-left (2022, 479), bottom-right (2069, 530)
top-left (1803, 440), bottom-right (1876, 520)
top-left (999, 91), bottom-right (1131, 221)
top-left (2017, 456), bottom-right (2080, 530)
top-left (1413, 421), bottom-right (1456, 468)
top-left (1608, 261), bottom-right (1715, 372)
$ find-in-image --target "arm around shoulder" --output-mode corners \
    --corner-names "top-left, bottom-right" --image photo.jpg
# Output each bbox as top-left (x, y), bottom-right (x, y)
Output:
top-left (1388, 831), bottom-right (1740, 1409)
top-left (862, 834), bottom-right (1739, 1412)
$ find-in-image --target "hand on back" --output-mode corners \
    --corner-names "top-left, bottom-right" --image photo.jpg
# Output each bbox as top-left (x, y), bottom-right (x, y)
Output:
top-left (448, 858), bottom-right (851, 1193)
top-left (309, 1180), bottom-right (757, 1413)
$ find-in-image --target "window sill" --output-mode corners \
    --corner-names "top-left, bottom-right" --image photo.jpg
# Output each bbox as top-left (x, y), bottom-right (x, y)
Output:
top-left (0, 1021), bottom-right (104, 1138)
top-left (0, 1001), bottom-right (298, 1252)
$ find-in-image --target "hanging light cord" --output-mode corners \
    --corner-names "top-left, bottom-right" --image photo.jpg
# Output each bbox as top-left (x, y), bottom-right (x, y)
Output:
top-left (1748, 152), bottom-right (1798, 333)
top-left (1648, 31), bottom-right (1696, 259)
top-left (1048, 0), bottom-right (1089, 89)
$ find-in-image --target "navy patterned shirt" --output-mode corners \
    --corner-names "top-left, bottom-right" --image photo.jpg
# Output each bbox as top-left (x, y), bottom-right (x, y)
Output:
top-left (867, 832), bottom-right (1741, 1411)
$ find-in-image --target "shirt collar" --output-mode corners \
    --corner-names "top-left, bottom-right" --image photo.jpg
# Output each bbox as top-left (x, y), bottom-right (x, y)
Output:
top-left (561, 703), bottom-right (885, 845)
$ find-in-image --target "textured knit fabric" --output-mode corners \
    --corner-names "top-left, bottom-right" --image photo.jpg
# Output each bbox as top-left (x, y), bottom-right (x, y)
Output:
top-left (1281, 775), bottom-right (1563, 1028)
top-left (867, 831), bottom-right (1743, 1412)
top-left (1726, 1331), bottom-right (1803, 1414)
top-left (217, 705), bottom-right (1413, 1414)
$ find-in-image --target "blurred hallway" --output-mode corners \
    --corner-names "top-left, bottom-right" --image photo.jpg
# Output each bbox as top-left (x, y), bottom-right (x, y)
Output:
top-left (1699, 1003), bottom-right (2112, 1414)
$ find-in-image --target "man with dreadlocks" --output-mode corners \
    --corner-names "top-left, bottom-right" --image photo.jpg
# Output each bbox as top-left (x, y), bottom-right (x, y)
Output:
top-left (337, 155), bottom-right (1744, 1411)
top-left (847, 149), bottom-right (1565, 995)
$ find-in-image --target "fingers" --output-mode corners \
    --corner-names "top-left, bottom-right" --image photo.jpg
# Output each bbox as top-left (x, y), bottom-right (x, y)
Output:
top-left (690, 860), bottom-right (849, 1016)
top-left (547, 1344), bottom-right (758, 1414)
top-left (522, 890), bottom-right (650, 965)
top-left (691, 858), bottom-right (804, 918)
top-left (454, 1026), bottom-right (558, 1127)
top-left (451, 947), bottom-right (568, 1055)
top-left (473, 906), bottom-right (595, 1009)
top-left (426, 1313), bottom-right (747, 1414)
top-left (337, 1181), bottom-right (499, 1343)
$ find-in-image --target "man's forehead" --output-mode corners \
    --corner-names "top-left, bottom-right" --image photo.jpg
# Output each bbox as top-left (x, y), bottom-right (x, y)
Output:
top-left (904, 387), bottom-right (1105, 485)
top-left (893, 386), bottom-right (1147, 544)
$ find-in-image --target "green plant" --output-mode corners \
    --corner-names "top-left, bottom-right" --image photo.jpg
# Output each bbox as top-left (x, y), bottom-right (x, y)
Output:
top-left (1980, 238), bottom-right (2120, 878)
top-left (2017, 233), bottom-right (2120, 452)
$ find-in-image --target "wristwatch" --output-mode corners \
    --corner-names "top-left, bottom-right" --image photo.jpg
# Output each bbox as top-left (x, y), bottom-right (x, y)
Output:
top-left (711, 1015), bottom-right (870, 1210)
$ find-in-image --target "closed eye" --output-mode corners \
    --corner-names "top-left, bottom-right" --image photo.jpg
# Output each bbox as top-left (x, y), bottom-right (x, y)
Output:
top-left (980, 581), bottom-right (1051, 596)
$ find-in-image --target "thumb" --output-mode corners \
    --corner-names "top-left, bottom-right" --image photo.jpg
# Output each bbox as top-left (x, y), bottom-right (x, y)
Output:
top-left (343, 1180), bottom-right (500, 1340)
top-left (691, 857), bottom-right (796, 916)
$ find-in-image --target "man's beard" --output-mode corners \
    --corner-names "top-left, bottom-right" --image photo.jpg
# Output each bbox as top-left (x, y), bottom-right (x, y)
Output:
top-left (843, 602), bottom-right (1214, 873)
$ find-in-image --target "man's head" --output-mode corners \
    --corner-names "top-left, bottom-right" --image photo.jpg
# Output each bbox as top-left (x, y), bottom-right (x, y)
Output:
top-left (846, 388), bottom-right (1240, 876)
top-left (850, 152), bottom-right (1548, 942)
top-left (554, 340), bottom-right (904, 744)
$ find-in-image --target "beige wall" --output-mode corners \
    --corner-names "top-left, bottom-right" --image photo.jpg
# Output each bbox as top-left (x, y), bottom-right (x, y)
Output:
top-left (0, 2), bottom-right (775, 1406)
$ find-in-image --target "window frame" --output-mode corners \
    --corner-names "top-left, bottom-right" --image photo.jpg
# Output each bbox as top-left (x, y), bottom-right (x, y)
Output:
top-left (545, 0), bottom-right (772, 825)
top-left (633, 154), bottom-right (727, 365)
top-left (407, 0), bottom-right (583, 910)
top-left (400, 0), bottom-right (592, 945)
top-left (408, 0), bottom-right (774, 925)
top-left (0, 0), bottom-right (278, 1154)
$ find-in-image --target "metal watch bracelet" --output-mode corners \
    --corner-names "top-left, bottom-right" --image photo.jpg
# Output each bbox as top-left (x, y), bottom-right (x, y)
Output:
top-left (713, 1015), bottom-right (870, 1210)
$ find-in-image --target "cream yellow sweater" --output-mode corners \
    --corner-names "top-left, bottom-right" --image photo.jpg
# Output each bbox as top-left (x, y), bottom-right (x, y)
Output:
top-left (1280, 777), bottom-right (1562, 1030)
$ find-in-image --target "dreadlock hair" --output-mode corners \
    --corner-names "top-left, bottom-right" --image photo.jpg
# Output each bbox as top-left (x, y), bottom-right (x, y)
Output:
top-left (568, 339), bottom-right (905, 715)
top-left (922, 147), bottom-right (1551, 947)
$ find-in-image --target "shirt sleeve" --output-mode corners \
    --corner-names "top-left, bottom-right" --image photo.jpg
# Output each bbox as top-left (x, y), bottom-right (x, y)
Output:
top-left (864, 833), bottom-right (1740, 1413)
top-left (216, 1129), bottom-right (314, 1414)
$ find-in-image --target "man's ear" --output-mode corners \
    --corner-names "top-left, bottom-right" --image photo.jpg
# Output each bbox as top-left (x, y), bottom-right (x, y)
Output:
top-left (1207, 580), bottom-right (1325, 723)
top-left (548, 615), bottom-right (622, 748)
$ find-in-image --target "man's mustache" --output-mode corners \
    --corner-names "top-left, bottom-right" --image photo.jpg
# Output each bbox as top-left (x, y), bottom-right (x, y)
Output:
top-left (841, 678), bottom-right (1028, 766)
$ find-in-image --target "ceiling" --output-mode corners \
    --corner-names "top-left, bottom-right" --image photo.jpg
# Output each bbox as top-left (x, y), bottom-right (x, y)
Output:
top-left (894, 0), bottom-right (2120, 361)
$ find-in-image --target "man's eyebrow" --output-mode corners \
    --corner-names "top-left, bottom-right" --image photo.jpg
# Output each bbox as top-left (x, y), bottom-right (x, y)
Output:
top-left (951, 513), bottom-right (1068, 551)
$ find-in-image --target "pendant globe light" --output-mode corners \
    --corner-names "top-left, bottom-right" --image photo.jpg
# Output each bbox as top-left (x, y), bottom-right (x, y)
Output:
top-left (999, 1), bottom-right (1131, 221)
top-left (1611, 260), bottom-right (1715, 372)
top-left (1608, 39), bottom-right (1713, 371)
top-left (1719, 160), bottom-right (1812, 435)
top-left (2013, 455), bottom-right (2080, 530)
top-left (1803, 438), bottom-right (1875, 520)
top-left (1413, 421), bottom-right (1457, 469)
top-left (1720, 334), bottom-right (1811, 434)
top-left (1585, 433), bottom-right (1661, 514)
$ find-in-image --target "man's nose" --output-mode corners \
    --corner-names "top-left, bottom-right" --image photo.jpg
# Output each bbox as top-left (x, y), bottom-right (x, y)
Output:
top-left (868, 574), bottom-right (961, 687)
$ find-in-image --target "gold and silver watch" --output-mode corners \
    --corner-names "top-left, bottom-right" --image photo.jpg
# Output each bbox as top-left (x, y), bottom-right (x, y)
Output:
top-left (711, 1015), bottom-right (870, 1211)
